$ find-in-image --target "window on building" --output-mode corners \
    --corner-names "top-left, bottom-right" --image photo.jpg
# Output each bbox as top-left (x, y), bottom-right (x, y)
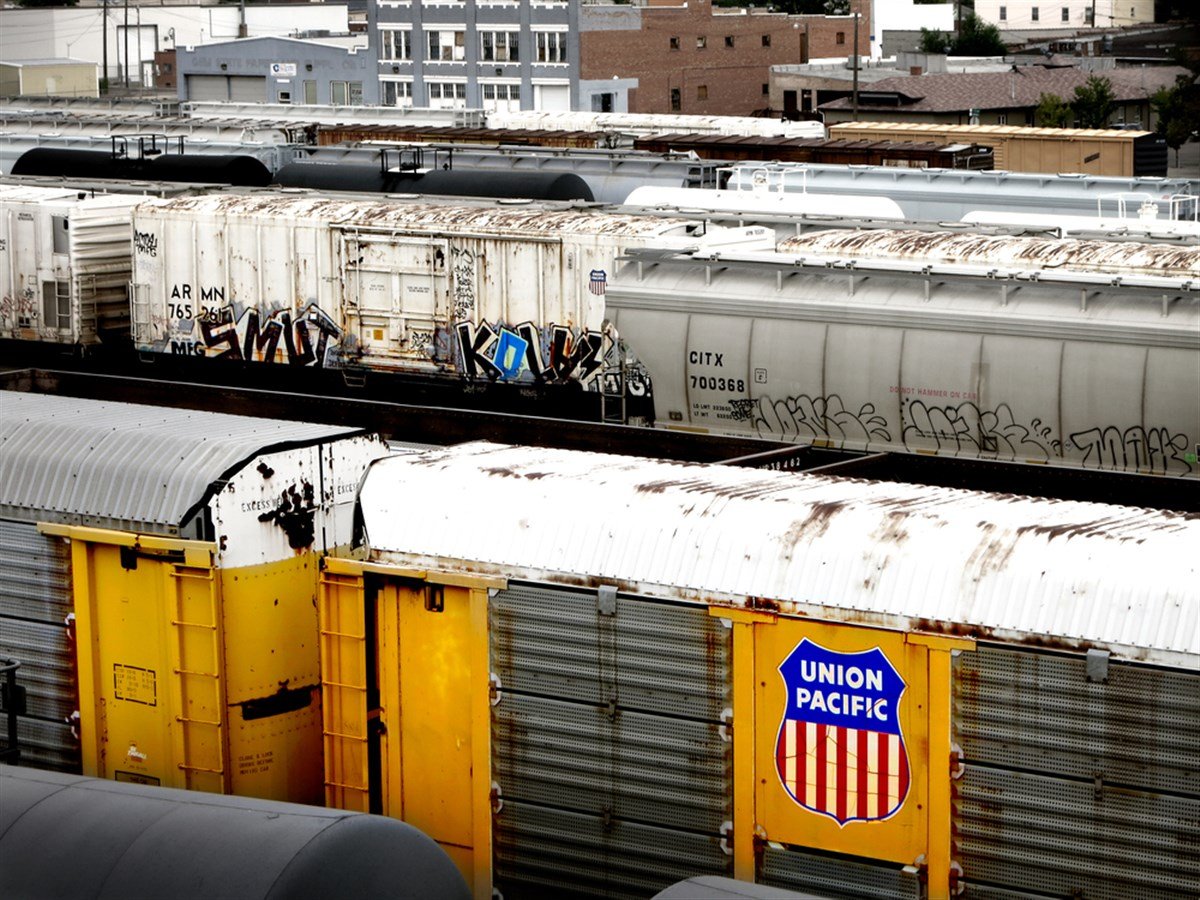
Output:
top-left (278, 90), bottom-right (291, 104)
top-left (482, 83), bottom-right (519, 101)
top-left (1031, 6), bottom-right (1039, 21)
top-left (696, 35), bottom-right (707, 49)
top-left (381, 80), bottom-right (413, 107)
top-left (330, 81), bottom-right (363, 105)
top-left (304, 80), bottom-right (316, 104)
top-left (593, 92), bottom-right (614, 112)
top-left (763, 83), bottom-right (769, 95)
top-left (999, 6), bottom-right (1007, 20)
top-left (428, 29), bottom-right (466, 62)
top-left (381, 28), bottom-right (413, 61)
top-left (535, 30), bottom-right (567, 63)
top-left (1085, 7), bottom-right (1094, 22)
top-left (427, 81), bottom-right (467, 104)
top-left (997, 113), bottom-right (1008, 124)
top-left (1061, 6), bottom-right (1069, 21)
top-left (836, 32), bottom-right (845, 45)
top-left (670, 87), bottom-right (681, 111)
top-left (697, 85), bottom-right (708, 100)
top-left (670, 36), bottom-right (680, 50)
top-left (480, 30), bottom-right (519, 62)
top-left (762, 34), bottom-right (770, 47)
top-left (725, 35), bottom-right (734, 48)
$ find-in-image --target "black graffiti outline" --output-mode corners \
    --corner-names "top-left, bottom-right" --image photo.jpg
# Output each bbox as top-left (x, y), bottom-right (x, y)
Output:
top-left (902, 400), bottom-right (1060, 461)
top-left (755, 393), bottom-right (893, 445)
top-left (1069, 424), bottom-right (1193, 475)
top-left (198, 303), bottom-right (341, 366)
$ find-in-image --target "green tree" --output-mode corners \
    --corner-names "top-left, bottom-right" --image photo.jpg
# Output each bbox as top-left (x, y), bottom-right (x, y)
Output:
top-left (1035, 92), bottom-right (1072, 127)
top-left (916, 15), bottom-right (1005, 56)
top-left (951, 13), bottom-right (1007, 56)
top-left (1072, 75), bottom-right (1116, 129)
top-left (1152, 75), bottom-right (1200, 166)
top-left (919, 28), bottom-right (951, 54)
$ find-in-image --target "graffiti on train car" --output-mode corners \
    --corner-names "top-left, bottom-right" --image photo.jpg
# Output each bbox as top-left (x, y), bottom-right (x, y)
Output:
top-left (0, 288), bottom-right (38, 327)
top-left (753, 394), bottom-right (893, 445)
top-left (455, 318), bottom-right (639, 390)
top-left (1070, 425), bottom-right (1195, 475)
top-left (451, 247), bottom-right (475, 321)
top-left (901, 400), bottom-right (1059, 460)
top-left (162, 302), bottom-right (342, 366)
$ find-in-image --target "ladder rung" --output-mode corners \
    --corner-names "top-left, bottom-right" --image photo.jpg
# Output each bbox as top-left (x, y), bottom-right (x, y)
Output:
top-left (323, 728), bottom-right (368, 741)
top-left (323, 679), bottom-right (367, 691)
top-left (176, 716), bottom-right (222, 727)
top-left (320, 628), bottom-right (366, 640)
top-left (179, 764), bottom-right (224, 775)
top-left (174, 668), bottom-right (220, 678)
top-left (172, 619), bottom-right (217, 630)
top-left (324, 778), bottom-right (369, 791)
top-left (169, 570), bottom-right (215, 582)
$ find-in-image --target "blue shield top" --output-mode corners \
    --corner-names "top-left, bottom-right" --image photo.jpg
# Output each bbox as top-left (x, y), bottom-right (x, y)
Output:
top-left (778, 639), bottom-right (906, 735)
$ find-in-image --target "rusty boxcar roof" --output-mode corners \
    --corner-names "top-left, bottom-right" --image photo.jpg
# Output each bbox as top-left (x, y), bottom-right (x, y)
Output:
top-left (776, 230), bottom-right (1200, 280)
top-left (359, 443), bottom-right (1199, 668)
top-left (139, 193), bottom-right (705, 238)
top-left (0, 392), bottom-right (367, 535)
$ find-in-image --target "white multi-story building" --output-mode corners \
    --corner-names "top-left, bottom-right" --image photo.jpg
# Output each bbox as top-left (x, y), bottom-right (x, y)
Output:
top-left (975, 0), bottom-right (1155, 30)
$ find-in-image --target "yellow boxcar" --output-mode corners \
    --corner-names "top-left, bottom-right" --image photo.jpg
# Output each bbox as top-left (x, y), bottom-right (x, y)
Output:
top-left (0, 391), bottom-right (385, 802)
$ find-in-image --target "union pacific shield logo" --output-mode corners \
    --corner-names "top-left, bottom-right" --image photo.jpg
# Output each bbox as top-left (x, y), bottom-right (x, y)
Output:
top-left (775, 639), bottom-right (909, 825)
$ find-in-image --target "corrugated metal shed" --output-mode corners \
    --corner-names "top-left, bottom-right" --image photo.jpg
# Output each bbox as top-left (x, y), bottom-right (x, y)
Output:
top-left (0, 392), bottom-right (365, 534)
top-left (776, 229), bottom-right (1200, 279)
top-left (360, 443), bottom-right (1199, 668)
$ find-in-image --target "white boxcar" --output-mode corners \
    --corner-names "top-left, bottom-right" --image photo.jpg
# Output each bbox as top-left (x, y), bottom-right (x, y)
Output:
top-left (608, 229), bottom-right (1200, 478)
top-left (129, 194), bottom-right (773, 397)
top-left (0, 185), bottom-right (147, 347)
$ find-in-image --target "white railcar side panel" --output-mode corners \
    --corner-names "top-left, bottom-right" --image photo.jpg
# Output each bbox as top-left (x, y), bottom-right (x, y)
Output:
top-left (609, 260), bottom-right (1200, 477)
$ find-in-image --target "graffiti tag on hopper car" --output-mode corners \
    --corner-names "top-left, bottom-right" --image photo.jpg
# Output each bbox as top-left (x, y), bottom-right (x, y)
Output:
top-left (775, 639), bottom-right (909, 826)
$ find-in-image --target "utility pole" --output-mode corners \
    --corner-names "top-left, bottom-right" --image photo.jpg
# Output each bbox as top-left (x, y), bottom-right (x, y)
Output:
top-left (123, 0), bottom-right (130, 91)
top-left (101, 0), bottom-right (109, 94)
top-left (852, 10), bottom-right (859, 122)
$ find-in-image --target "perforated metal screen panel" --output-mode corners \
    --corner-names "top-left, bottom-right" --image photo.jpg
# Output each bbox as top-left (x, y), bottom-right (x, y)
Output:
top-left (953, 644), bottom-right (1200, 899)
top-left (0, 520), bottom-right (77, 771)
top-left (759, 844), bottom-right (923, 900)
top-left (490, 583), bottom-right (732, 899)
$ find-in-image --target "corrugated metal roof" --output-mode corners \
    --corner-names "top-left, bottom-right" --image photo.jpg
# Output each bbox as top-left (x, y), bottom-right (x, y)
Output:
top-left (0, 392), bottom-right (364, 534)
top-left (776, 229), bottom-right (1200, 279)
top-left (360, 443), bottom-right (1199, 668)
top-left (145, 194), bottom-right (702, 238)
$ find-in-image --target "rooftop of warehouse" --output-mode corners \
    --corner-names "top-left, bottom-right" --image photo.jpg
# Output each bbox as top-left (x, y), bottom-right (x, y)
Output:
top-left (819, 63), bottom-right (1188, 113)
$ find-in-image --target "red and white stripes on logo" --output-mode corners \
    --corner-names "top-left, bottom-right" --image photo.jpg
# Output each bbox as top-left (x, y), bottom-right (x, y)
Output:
top-left (776, 721), bottom-right (910, 823)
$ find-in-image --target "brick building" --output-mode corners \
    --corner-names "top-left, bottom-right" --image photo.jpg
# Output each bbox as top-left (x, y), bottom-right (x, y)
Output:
top-left (579, 0), bottom-right (870, 116)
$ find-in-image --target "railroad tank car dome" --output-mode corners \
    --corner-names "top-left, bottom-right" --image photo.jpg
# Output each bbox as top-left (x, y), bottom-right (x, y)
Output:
top-left (274, 162), bottom-right (594, 201)
top-left (0, 768), bottom-right (470, 900)
top-left (11, 147), bottom-right (129, 180)
top-left (150, 152), bottom-right (272, 187)
top-left (776, 229), bottom-right (1200, 279)
top-left (274, 162), bottom-right (390, 193)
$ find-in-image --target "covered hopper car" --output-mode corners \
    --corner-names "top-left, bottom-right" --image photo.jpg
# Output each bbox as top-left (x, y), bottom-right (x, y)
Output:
top-left (606, 230), bottom-right (1200, 479)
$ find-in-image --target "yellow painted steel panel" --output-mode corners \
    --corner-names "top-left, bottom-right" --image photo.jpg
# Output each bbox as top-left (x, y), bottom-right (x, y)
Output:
top-left (395, 582), bottom-right (477, 847)
top-left (754, 619), bottom-right (931, 867)
top-left (74, 543), bottom-right (224, 793)
top-left (375, 578), bottom-right (492, 899)
top-left (221, 556), bottom-right (321, 702)
top-left (228, 691), bottom-right (324, 804)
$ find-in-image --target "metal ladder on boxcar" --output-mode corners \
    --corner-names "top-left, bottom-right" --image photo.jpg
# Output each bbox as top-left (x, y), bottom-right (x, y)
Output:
top-left (318, 569), bottom-right (371, 812)
top-left (168, 566), bottom-right (227, 792)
